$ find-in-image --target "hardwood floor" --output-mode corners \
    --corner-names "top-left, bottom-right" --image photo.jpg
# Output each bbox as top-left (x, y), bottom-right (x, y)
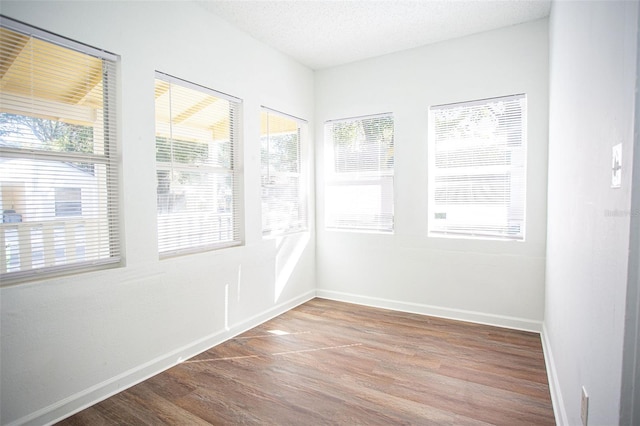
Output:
top-left (57, 298), bottom-right (555, 425)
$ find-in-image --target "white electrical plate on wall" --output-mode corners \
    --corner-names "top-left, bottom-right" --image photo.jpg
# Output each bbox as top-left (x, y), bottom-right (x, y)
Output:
top-left (612, 143), bottom-right (622, 188)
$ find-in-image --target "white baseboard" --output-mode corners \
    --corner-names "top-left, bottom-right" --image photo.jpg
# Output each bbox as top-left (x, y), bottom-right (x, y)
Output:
top-left (315, 291), bottom-right (564, 422)
top-left (315, 289), bottom-right (543, 333)
top-left (13, 289), bottom-right (550, 426)
top-left (10, 290), bottom-right (316, 426)
top-left (541, 323), bottom-right (568, 426)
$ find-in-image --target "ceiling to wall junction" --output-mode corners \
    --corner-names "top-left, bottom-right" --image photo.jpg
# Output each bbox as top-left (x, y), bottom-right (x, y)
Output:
top-left (198, 0), bottom-right (551, 70)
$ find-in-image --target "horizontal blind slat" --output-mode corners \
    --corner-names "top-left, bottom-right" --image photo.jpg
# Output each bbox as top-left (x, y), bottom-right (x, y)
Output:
top-left (155, 73), bottom-right (241, 255)
top-left (325, 113), bottom-right (394, 232)
top-left (1, 23), bottom-right (120, 283)
top-left (261, 109), bottom-right (307, 236)
top-left (429, 94), bottom-right (527, 240)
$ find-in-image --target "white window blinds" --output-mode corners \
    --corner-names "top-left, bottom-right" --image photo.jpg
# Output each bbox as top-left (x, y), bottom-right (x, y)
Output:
top-left (0, 18), bottom-right (120, 283)
top-left (428, 94), bottom-right (527, 240)
top-left (325, 113), bottom-right (394, 232)
top-left (155, 72), bottom-right (242, 257)
top-left (261, 108), bottom-right (307, 236)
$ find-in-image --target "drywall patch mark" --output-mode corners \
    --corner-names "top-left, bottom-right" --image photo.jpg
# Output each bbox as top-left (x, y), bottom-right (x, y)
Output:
top-left (612, 143), bottom-right (622, 188)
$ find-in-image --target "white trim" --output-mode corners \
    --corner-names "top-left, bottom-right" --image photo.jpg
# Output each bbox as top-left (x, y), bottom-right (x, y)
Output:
top-left (154, 71), bottom-right (242, 104)
top-left (431, 93), bottom-right (526, 110)
top-left (620, 5), bottom-right (640, 422)
top-left (7, 290), bottom-right (316, 426)
top-left (260, 105), bottom-right (307, 124)
top-left (541, 323), bottom-right (568, 426)
top-left (315, 289), bottom-right (542, 332)
top-left (325, 111), bottom-right (393, 124)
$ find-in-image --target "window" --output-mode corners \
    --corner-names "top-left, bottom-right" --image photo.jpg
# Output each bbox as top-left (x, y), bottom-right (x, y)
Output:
top-left (428, 94), bottom-right (527, 240)
top-left (0, 18), bottom-right (120, 283)
top-left (154, 72), bottom-right (242, 256)
top-left (261, 108), bottom-right (307, 236)
top-left (55, 188), bottom-right (82, 217)
top-left (325, 113), bottom-right (394, 232)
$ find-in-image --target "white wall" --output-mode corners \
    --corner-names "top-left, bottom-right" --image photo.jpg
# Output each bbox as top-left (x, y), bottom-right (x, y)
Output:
top-left (0, 2), bottom-right (315, 425)
top-left (621, 15), bottom-right (640, 421)
top-left (10, 2), bottom-right (638, 425)
top-left (544, 1), bottom-right (639, 425)
top-left (315, 19), bottom-right (549, 331)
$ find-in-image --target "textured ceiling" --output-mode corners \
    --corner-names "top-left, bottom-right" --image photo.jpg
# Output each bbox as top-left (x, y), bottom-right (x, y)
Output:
top-left (199, 0), bottom-right (551, 70)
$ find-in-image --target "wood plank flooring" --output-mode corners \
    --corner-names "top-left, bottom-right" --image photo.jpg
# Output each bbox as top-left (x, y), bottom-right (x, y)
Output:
top-left (57, 298), bottom-right (555, 425)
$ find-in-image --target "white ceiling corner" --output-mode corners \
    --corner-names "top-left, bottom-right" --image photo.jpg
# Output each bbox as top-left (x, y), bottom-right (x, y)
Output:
top-left (198, 0), bottom-right (551, 70)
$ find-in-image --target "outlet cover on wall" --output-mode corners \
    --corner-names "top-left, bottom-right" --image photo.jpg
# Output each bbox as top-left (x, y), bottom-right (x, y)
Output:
top-left (581, 386), bottom-right (589, 426)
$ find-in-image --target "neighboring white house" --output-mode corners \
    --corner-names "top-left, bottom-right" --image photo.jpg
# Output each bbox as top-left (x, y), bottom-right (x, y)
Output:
top-left (1, 158), bottom-right (103, 273)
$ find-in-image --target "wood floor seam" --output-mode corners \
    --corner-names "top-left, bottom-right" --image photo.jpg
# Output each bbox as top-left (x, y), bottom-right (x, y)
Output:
top-left (57, 298), bottom-right (555, 425)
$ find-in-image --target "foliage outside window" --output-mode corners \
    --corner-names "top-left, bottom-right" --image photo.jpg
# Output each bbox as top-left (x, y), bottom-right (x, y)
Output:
top-left (428, 94), bottom-right (527, 240)
top-left (325, 113), bottom-right (394, 232)
top-left (154, 73), bottom-right (242, 256)
top-left (0, 19), bottom-right (120, 283)
top-left (261, 109), bottom-right (307, 236)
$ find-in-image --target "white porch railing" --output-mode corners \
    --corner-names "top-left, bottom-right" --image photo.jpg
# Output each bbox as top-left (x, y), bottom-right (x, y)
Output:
top-left (1, 218), bottom-right (91, 274)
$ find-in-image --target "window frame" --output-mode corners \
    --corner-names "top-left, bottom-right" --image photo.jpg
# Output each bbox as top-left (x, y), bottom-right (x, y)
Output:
top-left (324, 112), bottom-right (395, 233)
top-left (0, 16), bottom-right (121, 285)
top-left (154, 71), bottom-right (243, 258)
top-left (427, 94), bottom-right (527, 241)
top-left (54, 187), bottom-right (83, 217)
top-left (260, 107), bottom-right (308, 238)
